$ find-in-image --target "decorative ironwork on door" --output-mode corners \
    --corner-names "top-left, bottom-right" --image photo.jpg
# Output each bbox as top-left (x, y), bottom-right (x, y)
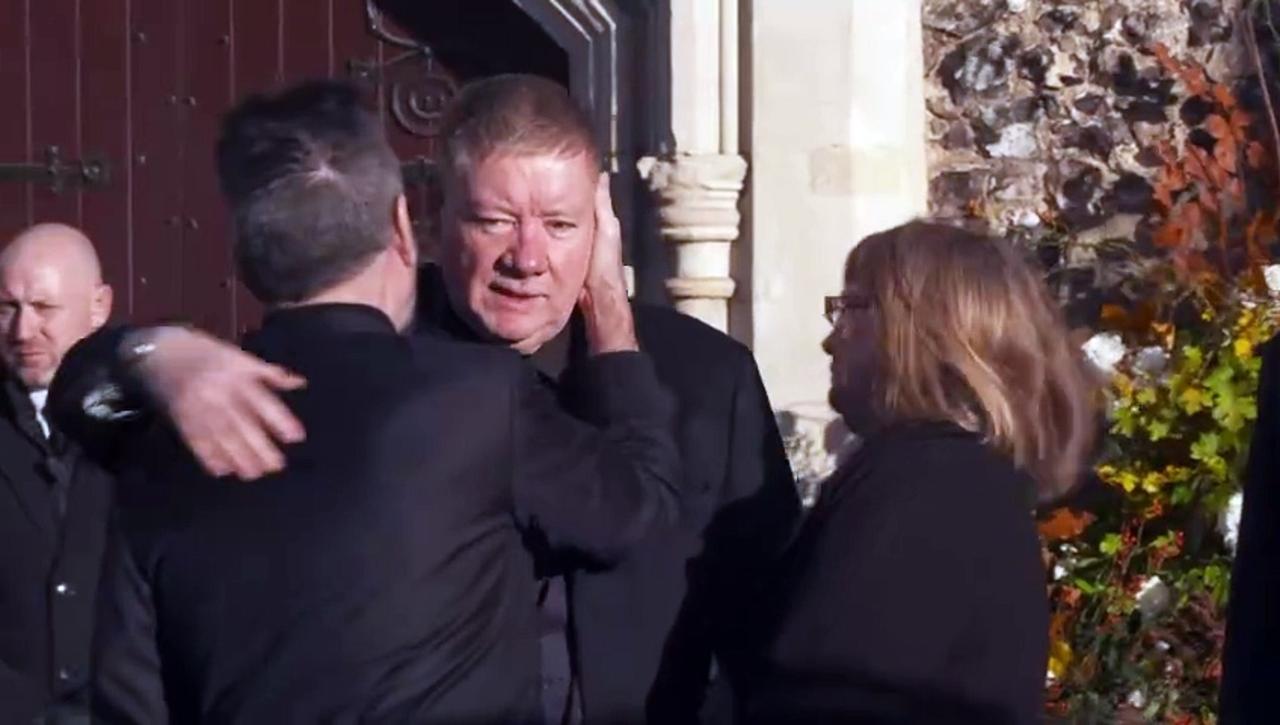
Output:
top-left (347, 0), bottom-right (460, 259)
top-left (348, 0), bottom-right (458, 147)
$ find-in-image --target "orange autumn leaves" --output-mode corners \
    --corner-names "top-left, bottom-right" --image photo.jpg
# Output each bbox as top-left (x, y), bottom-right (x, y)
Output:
top-left (1147, 42), bottom-right (1274, 297)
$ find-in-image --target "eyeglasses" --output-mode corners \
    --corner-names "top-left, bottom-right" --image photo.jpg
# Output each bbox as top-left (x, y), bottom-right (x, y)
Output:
top-left (823, 296), bottom-right (846, 326)
top-left (824, 294), bottom-right (872, 326)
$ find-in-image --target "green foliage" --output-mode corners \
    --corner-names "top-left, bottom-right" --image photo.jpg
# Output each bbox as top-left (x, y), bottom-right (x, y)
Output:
top-left (1034, 36), bottom-right (1280, 723)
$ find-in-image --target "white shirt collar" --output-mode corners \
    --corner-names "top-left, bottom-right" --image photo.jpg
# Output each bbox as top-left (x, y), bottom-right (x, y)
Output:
top-left (28, 388), bottom-right (49, 438)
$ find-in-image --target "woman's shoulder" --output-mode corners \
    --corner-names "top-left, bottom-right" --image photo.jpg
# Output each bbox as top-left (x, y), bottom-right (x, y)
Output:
top-left (863, 420), bottom-right (1022, 476)
top-left (838, 420), bottom-right (1036, 521)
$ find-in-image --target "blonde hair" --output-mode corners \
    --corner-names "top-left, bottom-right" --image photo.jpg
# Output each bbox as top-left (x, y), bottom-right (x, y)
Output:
top-left (846, 220), bottom-right (1096, 502)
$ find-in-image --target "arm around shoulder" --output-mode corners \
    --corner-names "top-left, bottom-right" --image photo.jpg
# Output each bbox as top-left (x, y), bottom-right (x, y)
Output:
top-left (48, 325), bottom-right (152, 470)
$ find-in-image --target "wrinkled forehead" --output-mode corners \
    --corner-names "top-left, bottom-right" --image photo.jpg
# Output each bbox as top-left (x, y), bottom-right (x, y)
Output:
top-left (449, 150), bottom-right (597, 208)
top-left (0, 262), bottom-right (67, 301)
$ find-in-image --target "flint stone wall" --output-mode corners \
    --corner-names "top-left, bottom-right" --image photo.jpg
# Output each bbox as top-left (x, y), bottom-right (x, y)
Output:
top-left (923, 0), bottom-right (1248, 247)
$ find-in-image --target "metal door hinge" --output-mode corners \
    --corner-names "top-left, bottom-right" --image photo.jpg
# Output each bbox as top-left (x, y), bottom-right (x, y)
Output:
top-left (0, 146), bottom-right (111, 194)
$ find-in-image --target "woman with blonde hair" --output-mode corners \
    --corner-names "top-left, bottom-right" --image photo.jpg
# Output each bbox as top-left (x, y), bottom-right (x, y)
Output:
top-left (740, 221), bottom-right (1096, 724)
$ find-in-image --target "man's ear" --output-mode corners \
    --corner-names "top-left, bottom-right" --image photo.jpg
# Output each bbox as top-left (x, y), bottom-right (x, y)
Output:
top-left (390, 194), bottom-right (417, 268)
top-left (90, 284), bottom-right (113, 329)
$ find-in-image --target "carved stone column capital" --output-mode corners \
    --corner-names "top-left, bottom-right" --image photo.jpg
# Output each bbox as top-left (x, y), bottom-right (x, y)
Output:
top-left (637, 152), bottom-right (748, 331)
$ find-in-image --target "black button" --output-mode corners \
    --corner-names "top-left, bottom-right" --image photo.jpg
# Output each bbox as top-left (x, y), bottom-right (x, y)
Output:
top-left (57, 666), bottom-right (78, 682)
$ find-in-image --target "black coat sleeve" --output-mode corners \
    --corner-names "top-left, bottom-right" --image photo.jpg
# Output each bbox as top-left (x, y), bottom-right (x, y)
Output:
top-left (511, 351), bottom-right (681, 566)
top-left (651, 348), bottom-right (802, 722)
top-left (91, 511), bottom-right (169, 724)
top-left (1222, 334), bottom-right (1280, 723)
top-left (706, 350), bottom-right (801, 612)
top-left (47, 325), bottom-right (154, 472)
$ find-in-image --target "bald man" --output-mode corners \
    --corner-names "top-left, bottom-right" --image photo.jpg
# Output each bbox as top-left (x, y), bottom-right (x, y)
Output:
top-left (0, 223), bottom-right (114, 724)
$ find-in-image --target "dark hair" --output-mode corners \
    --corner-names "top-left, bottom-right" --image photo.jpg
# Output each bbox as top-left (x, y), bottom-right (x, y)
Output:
top-left (216, 80), bottom-right (403, 304)
top-left (439, 73), bottom-right (600, 181)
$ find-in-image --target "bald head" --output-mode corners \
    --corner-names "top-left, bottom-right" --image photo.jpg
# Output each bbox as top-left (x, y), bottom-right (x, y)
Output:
top-left (1, 223), bottom-right (104, 285)
top-left (0, 223), bottom-right (112, 389)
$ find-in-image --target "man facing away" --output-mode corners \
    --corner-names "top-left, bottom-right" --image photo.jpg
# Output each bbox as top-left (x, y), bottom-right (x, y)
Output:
top-left (52, 74), bottom-right (799, 724)
top-left (0, 224), bottom-right (113, 725)
top-left (87, 80), bottom-right (680, 723)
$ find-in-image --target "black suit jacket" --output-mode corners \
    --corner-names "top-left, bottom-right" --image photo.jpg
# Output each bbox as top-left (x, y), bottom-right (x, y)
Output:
top-left (742, 422), bottom-right (1047, 725)
top-left (49, 265), bottom-right (799, 724)
top-left (85, 304), bottom-right (680, 723)
top-left (571, 307), bottom-right (799, 723)
top-left (1221, 333), bottom-right (1280, 723)
top-left (413, 268), bottom-right (801, 723)
top-left (0, 379), bottom-right (113, 723)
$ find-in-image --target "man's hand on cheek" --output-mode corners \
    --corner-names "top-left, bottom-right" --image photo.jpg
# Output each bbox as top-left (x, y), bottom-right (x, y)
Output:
top-left (579, 173), bottom-right (637, 355)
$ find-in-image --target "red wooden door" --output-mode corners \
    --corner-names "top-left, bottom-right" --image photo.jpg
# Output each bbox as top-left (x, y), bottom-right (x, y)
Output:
top-left (0, 0), bottom-right (567, 339)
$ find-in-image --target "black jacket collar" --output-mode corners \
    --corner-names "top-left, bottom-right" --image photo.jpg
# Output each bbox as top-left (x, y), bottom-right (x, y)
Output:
top-left (252, 303), bottom-right (398, 340)
top-left (1, 376), bottom-right (53, 453)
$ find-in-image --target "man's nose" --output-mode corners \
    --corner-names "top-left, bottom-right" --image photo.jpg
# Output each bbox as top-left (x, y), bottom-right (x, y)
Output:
top-left (503, 223), bottom-right (549, 277)
top-left (11, 307), bottom-right (37, 341)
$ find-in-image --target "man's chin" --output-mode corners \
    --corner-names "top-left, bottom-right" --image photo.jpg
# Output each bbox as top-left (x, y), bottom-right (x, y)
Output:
top-left (473, 314), bottom-right (544, 348)
top-left (13, 369), bottom-right (52, 391)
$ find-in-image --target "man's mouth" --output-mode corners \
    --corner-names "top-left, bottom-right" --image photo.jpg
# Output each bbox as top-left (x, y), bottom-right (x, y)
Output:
top-left (489, 284), bottom-right (544, 301)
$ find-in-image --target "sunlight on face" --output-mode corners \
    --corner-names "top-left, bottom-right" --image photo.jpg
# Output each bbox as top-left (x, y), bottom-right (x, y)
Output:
top-left (439, 151), bottom-right (598, 354)
top-left (0, 262), bottom-right (104, 389)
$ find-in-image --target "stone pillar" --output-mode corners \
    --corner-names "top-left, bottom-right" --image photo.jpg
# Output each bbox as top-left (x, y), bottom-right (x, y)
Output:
top-left (638, 153), bottom-right (748, 331)
top-left (646, 0), bottom-right (746, 332)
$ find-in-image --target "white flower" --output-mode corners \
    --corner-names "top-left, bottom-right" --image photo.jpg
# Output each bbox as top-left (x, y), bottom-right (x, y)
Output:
top-left (1264, 264), bottom-right (1280, 296)
top-left (1053, 564), bottom-right (1067, 581)
top-left (1083, 333), bottom-right (1126, 376)
top-left (1155, 640), bottom-right (1171, 653)
top-left (1218, 491), bottom-right (1245, 554)
top-left (1133, 346), bottom-right (1169, 377)
top-left (1136, 576), bottom-right (1172, 620)
top-left (1127, 689), bottom-right (1147, 709)
top-left (1013, 208), bottom-right (1041, 228)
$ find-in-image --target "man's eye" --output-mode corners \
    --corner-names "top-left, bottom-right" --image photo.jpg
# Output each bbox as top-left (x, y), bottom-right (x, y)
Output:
top-left (546, 220), bottom-right (576, 234)
top-left (474, 218), bottom-right (515, 234)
